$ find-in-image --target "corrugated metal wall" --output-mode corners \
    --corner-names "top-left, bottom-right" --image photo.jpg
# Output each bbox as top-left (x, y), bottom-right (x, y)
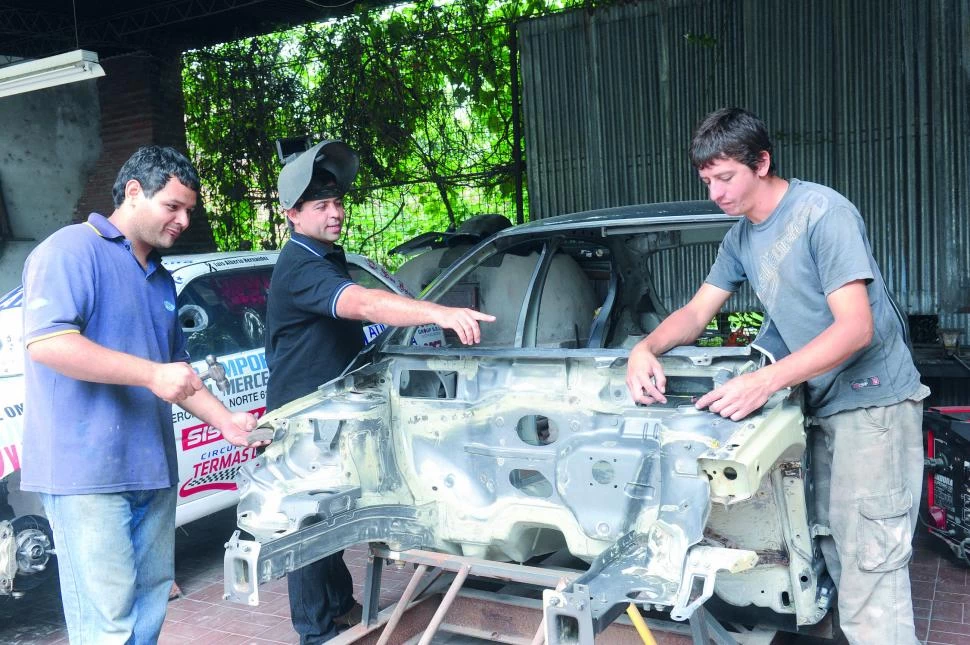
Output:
top-left (518, 0), bottom-right (969, 337)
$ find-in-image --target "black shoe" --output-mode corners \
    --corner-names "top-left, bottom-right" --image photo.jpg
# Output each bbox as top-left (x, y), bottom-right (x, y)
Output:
top-left (335, 602), bottom-right (363, 627)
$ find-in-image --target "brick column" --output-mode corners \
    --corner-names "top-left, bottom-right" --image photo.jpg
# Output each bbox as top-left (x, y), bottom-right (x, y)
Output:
top-left (74, 51), bottom-right (215, 253)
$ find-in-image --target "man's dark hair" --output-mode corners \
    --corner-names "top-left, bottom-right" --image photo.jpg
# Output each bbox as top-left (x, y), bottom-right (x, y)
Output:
top-left (689, 107), bottom-right (777, 176)
top-left (111, 146), bottom-right (201, 208)
top-left (293, 171), bottom-right (342, 211)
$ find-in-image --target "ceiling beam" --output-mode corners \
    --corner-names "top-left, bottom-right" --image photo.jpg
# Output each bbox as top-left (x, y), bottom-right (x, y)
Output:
top-left (103, 0), bottom-right (277, 37)
top-left (1, 0), bottom-right (319, 58)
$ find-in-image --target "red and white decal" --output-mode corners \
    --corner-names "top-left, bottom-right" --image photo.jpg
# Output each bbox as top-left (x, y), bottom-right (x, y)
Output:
top-left (179, 443), bottom-right (263, 497)
top-left (0, 443), bottom-right (20, 479)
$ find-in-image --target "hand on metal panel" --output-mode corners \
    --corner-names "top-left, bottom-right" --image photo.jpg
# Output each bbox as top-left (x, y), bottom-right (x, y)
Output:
top-left (626, 342), bottom-right (667, 405)
top-left (219, 411), bottom-right (268, 448)
top-left (694, 370), bottom-right (774, 421)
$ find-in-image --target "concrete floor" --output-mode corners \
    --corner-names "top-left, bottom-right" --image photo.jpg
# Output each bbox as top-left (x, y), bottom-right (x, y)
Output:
top-left (1, 508), bottom-right (969, 644)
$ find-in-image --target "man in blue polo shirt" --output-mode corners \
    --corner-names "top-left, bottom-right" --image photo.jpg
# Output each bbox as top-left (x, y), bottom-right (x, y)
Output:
top-left (21, 146), bottom-right (268, 644)
top-left (266, 140), bottom-right (495, 644)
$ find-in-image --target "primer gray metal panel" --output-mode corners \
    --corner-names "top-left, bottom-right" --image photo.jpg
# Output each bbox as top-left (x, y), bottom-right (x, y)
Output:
top-left (519, 0), bottom-right (970, 335)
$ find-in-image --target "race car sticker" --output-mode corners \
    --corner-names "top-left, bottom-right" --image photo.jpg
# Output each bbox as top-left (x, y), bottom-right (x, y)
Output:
top-left (362, 322), bottom-right (445, 347)
top-left (178, 412), bottom-right (265, 498)
top-left (0, 286), bottom-right (23, 311)
top-left (364, 322), bottom-right (388, 343)
top-left (206, 255), bottom-right (272, 269)
top-left (175, 347), bottom-right (270, 500)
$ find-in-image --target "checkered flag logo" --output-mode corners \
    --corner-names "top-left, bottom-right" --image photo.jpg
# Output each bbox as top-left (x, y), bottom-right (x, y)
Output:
top-left (178, 406), bottom-right (265, 499)
top-left (179, 464), bottom-right (243, 497)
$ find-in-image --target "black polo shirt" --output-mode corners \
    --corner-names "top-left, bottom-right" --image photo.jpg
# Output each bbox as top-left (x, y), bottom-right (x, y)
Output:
top-left (265, 233), bottom-right (366, 410)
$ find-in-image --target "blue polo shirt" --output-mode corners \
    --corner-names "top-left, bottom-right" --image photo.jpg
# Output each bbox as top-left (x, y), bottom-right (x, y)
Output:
top-left (20, 214), bottom-right (188, 494)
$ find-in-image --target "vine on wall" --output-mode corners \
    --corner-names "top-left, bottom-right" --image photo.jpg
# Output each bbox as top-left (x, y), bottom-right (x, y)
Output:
top-left (182, 0), bottom-right (587, 266)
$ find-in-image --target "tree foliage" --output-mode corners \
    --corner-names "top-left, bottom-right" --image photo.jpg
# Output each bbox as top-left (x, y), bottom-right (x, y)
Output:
top-left (182, 0), bottom-right (586, 266)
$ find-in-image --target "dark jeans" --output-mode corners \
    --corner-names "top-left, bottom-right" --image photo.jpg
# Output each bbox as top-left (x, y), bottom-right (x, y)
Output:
top-left (288, 550), bottom-right (356, 644)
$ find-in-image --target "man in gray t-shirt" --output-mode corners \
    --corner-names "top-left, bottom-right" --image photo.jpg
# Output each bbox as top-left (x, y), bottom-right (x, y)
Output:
top-left (707, 178), bottom-right (922, 417)
top-left (626, 108), bottom-right (926, 645)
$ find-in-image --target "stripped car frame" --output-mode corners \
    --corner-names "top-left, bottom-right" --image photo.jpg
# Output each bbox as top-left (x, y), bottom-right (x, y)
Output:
top-left (223, 201), bottom-right (834, 640)
top-left (0, 251), bottom-right (438, 598)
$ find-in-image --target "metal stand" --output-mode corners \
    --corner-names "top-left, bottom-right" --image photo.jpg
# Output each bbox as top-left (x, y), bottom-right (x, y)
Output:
top-left (326, 545), bottom-right (773, 645)
top-left (689, 606), bottom-right (742, 645)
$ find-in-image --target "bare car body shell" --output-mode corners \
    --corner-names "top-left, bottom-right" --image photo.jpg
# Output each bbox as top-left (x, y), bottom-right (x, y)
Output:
top-left (224, 202), bottom-right (833, 639)
top-left (0, 250), bottom-right (440, 598)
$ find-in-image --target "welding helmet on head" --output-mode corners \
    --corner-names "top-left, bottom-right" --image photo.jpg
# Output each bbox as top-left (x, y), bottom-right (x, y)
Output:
top-left (277, 140), bottom-right (359, 209)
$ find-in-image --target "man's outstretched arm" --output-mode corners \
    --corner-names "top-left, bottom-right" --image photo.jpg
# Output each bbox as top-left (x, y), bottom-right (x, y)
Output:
top-left (28, 333), bottom-right (266, 447)
top-left (28, 333), bottom-right (204, 403)
top-left (335, 284), bottom-right (495, 345)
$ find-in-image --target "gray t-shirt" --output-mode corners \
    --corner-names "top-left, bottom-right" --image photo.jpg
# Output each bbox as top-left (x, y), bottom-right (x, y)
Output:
top-left (705, 179), bottom-right (923, 417)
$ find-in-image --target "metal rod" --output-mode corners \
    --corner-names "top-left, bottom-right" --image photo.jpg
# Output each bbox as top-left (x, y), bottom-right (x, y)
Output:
top-left (417, 564), bottom-right (471, 645)
top-left (529, 618), bottom-right (545, 645)
top-left (376, 564), bottom-right (429, 645)
top-left (625, 604), bottom-right (658, 645)
top-left (530, 576), bottom-right (571, 645)
top-left (362, 552), bottom-right (384, 626)
top-left (689, 606), bottom-right (711, 645)
top-left (370, 546), bottom-right (578, 589)
top-left (509, 20), bottom-right (525, 225)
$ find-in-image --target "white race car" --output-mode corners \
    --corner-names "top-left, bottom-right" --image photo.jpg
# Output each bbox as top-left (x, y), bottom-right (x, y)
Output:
top-left (0, 250), bottom-right (444, 597)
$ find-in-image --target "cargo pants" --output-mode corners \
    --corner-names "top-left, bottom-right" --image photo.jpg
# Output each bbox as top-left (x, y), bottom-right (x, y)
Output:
top-left (812, 385), bottom-right (929, 645)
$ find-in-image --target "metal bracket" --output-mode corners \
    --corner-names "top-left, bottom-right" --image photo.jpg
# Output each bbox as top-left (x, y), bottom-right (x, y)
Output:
top-left (670, 546), bottom-right (758, 622)
top-left (810, 523), bottom-right (832, 538)
top-left (544, 583), bottom-right (595, 645)
top-left (224, 504), bottom-right (435, 605)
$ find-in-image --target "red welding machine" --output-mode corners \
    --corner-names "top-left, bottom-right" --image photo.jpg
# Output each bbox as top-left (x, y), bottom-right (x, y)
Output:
top-left (924, 406), bottom-right (970, 564)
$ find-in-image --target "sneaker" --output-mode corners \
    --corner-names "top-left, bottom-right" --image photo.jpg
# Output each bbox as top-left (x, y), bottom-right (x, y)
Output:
top-left (334, 601), bottom-right (363, 627)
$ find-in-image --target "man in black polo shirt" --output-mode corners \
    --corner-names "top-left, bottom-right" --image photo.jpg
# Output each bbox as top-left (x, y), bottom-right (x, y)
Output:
top-left (265, 140), bottom-right (494, 644)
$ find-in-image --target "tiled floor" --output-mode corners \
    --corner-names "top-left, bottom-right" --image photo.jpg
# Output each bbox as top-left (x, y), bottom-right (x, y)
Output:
top-left (2, 508), bottom-right (970, 644)
top-left (911, 530), bottom-right (970, 645)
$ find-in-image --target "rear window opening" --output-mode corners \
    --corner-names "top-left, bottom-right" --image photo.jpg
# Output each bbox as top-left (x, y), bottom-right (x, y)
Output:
top-left (177, 268), bottom-right (273, 362)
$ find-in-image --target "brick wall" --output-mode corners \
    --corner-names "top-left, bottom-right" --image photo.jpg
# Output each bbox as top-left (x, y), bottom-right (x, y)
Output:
top-left (74, 52), bottom-right (216, 254)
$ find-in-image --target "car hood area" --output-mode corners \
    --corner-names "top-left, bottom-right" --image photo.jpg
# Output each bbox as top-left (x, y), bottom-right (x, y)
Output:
top-left (224, 345), bottom-right (832, 634)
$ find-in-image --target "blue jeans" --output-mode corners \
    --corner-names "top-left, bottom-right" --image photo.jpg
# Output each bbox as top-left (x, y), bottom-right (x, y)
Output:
top-left (41, 488), bottom-right (176, 645)
top-left (288, 550), bottom-right (355, 644)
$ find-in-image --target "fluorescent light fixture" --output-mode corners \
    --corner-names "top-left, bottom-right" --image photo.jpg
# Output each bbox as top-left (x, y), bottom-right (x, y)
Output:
top-left (0, 49), bottom-right (105, 99)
